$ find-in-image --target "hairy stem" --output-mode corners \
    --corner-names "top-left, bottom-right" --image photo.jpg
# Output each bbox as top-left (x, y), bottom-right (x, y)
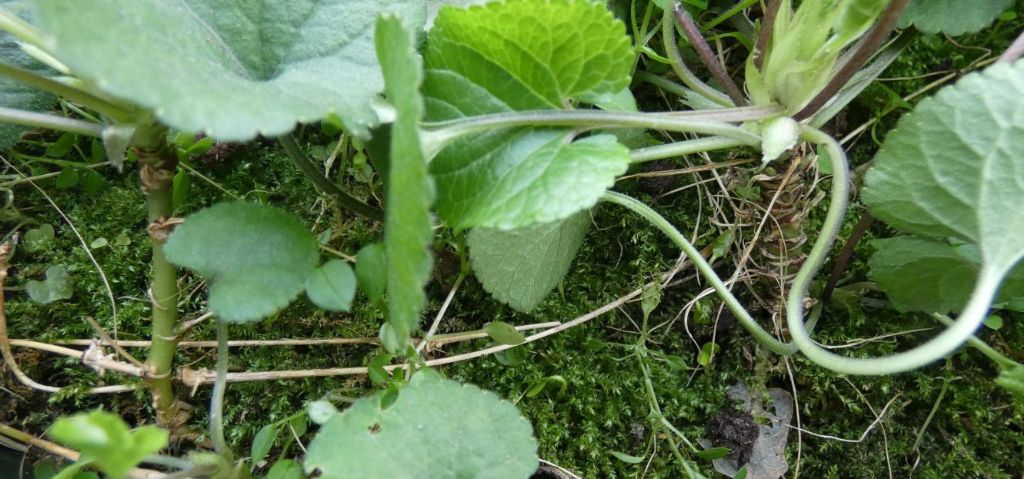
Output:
top-left (630, 136), bottom-right (744, 163)
top-left (672, 4), bottom-right (747, 106)
top-left (933, 315), bottom-right (1020, 369)
top-left (602, 191), bottom-right (797, 355)
top-left (0, 106), bottom-right (104, 137)
top-left (421, 107), bottom-right (776, 156)
top-left (794, 0), bottom-right (912, 121)
top-left (0, 62), bottom-right (135, 121)
top-left (785, 127), bottom-right (1003, 375)
top-left (998, 29), bottom-right (1024, 63)
top-left (660, 5), bottom-right (734, 107)
top-left (0, 8), bottom-right (47, 51)
top-left (136, 127), bottom-right (183, 428)
top-left (210, 319), bottom-right (233, 461)
top-left (279, 134), bottom-right (384, 221)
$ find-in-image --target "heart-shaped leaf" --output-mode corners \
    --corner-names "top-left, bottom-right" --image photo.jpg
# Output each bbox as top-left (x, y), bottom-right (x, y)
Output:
top-left (897, 0), bottom-right (1012, 35)
top-left (468, 212), bottom-right (589, 312)
top-left (424, 0), bottom-right (633, 230)
top-left (305, 259), bottom-right (357, 312)
top-left (0, 0), bottom-right (56, 150)
top-left (22, 223), bottom-right (55, 252)
top-left (864, 60), bottom-right (1024, 280)
top-left (32, 0), bottom-right (425, 140)
top-left (164, 202), bottom-right (318, 323)
top-left (304, 370), bottom-right (538, 479)
top-left (26, 264), bottom-right (71, 304)
top-left (377, 13), bottom-right (434, 350)
top-left (48, 411), bottom-right (168, 479)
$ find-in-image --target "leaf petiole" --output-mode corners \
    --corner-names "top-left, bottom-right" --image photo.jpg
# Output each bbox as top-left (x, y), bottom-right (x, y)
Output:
top-left (0, 105), bottom-right (103, 137)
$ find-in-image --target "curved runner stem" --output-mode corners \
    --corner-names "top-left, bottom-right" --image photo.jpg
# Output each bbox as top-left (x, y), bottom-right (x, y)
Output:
top-left (786, 126), bottom-right (1003, 375)
top-left (602, 191), bottom-right (797, 355)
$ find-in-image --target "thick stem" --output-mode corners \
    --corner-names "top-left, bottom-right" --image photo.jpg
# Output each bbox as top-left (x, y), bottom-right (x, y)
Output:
top-left (0, 8), bottom-right (47, 51)
top-left (754, 0), bottom-right (782, 70)
top-left (793, 0), bottom-right (912, 121)
top-left (0, 106), bottom-right (104, 137)
top-left (602, 191), bottom-right (797, 355)
top-left (672, 4), bottom-right (747, 106)
top-left (137, 130), bottom-right (183, 428)
top-left (660, 5), bottom-right (734, 107)
top-left (210, 319), bottom-right (233, 460)
top-left (278, 134), bottom-right (383, 221)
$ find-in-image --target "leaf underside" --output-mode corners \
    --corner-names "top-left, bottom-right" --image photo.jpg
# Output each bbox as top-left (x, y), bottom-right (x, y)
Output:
top-left (304, 371), bottom-right (538, 479)
top-left (468, 212), bottom-right (590, 312)
top-left (424, 0), bottom-right (633, 230)
top-left (0, 0), bottom-right (55, 149)
top-left (376, 14), bottom-right (434, 349)
top-left (897, 0), bottom-right (1012, 35)
top-left (863, 60), bottom-right (1024, 279)
top-left (164, 202), bottom-right (319, 323)
top-left (32, 0), bottom-right (424, 140)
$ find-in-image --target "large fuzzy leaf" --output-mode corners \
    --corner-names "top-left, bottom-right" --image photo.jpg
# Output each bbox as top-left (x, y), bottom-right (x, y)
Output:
top-left (864, 60), bottom-right (1024, 278)
top-left (468, 212), bottom-right (589, 312)
top-left (377, 14), bottom-right (434, 350)
top-left (898, 0), bottom-right (1012, 35)
top-left (869, 237), bottom-right (1024, 314)
top-left (165, 202), bottom-right (319, 323)
top-left (304, 371), bottom-right (538, 479)
top-left (0, 0), bottom-right (55, 149)
top-left (424, 0), bottom-right (633, 230)
top-left (32, 0), bottom-right (424, 140)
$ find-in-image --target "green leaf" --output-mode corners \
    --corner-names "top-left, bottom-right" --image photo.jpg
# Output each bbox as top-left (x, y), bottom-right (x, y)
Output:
top-left (164, 202), bottom-right (319, 323)
top-left (697, 342), bottom-right (720, 367)
top-left (48, 411), bottom-right (168, 479)
top-left (305, 370), bottom-right (538, 479)
top-left (54, 168), bottom-right (78, 189)
top-left (424, 0), bottom-right (633, 229)
top-left (26, 264), bottom-right (71, 304)
top-left (609, 450), bottom-right (645, 464)
top-left (995, 364), bottom-right (1024, 397)
top-left (863, 60), bottom-right (1024, 281)
top-left (266, 460), bottom-right (303, 479)
top-left (0, 0), bottom-right (55, 150)
top-left (898, 0), bottom-right (1012, 35)
top-left (483, 321), bottom-right (526, 345)
top-left (22, 223), bottom-right (55, 252)
top-left (171, 168), bottom-right (189, 212)
top-left (869, 238), bottom-right (1024, 313)
top-left (695, 446), bottom-right (731, 460)
top-left (305, 260), bottom-right (357, 312)
top-left (984, 314), bottom-right (1004, 331)
top-left (467, 212), bottom-right (589, 312)
top-left (377, 13), bottom-right (434, 351)
top-left (355, 243), bottom-right (386, 303)
top-left (250, 424), bottom-right (277, 466)
top-left (869, 237), bottom-right (1024, 312)
top-left (33, 0), bottom-right (425, 140)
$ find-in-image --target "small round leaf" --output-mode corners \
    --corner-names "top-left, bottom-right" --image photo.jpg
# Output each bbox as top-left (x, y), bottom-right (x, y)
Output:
top-left (305, 260), bottom-right (356, 312)
top-left (165, 202), bottom-right (318, 323)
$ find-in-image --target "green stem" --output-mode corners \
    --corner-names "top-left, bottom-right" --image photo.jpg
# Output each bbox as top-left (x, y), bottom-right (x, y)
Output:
top-left (210, 319), bottom-right (233, 460)
top-left (0, 106), bottom-right (103, 137)
top-left (137, 129), bottom-right (182, 428)
top-left (661, 5), bottom-right (733, 107)
top-left (630, 136), bottom-right (744, 163)
top-left (934, 315), bottom-right (1019, 369)
top-left (672, 4), bottom-right (747, 106)
top-left (421, 107), bottom-right (773, 156)
top-left (278, 134), bottom-right (384, 221)
top-left (602, 191), bottom-right (797, 355)
top-left (635, 71), bottom-right (699, 100)
top-left (785, 126), bottom-right (1003, 375)
top-left (0, 8), bottom-right (47, 50)
top-left (637, 356), bottom-right (703, 478)
top-left (0, 62), bottom-right (135, 121)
